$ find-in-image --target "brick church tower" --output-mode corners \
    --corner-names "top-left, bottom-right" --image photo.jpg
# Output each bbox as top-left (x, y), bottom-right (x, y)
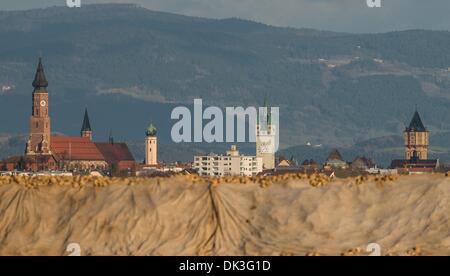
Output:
top-left (404, 110), bottom-right (429, 160)
top-left (26, 58), bottom-right (52, 155)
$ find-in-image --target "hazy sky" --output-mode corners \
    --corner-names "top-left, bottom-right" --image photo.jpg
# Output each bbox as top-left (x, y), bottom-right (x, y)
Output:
top-left (1, 0), bottom-right (449, 33)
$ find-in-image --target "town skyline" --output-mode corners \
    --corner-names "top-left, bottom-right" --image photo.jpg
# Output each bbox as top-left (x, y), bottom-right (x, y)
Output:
top-left (1, 4), bottom-right (450, 168)
top-left (0, 57), bottom-right (445, 176)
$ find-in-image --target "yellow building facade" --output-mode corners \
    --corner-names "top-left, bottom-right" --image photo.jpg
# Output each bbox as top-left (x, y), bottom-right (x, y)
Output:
top-left (404, 111), bottom-right (429, 160)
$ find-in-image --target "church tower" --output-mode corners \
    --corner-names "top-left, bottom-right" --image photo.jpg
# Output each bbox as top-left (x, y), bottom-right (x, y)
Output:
top-left (404, 110), bottom-right (429, 160)
top-left (256, 98), bottom-right (276, 169)
top-left (81, 108), bottom-right (93, 140)
top-left (145, 123), bottom-right (157, 166)
top-left (26, 58), bottom-right (51, 155)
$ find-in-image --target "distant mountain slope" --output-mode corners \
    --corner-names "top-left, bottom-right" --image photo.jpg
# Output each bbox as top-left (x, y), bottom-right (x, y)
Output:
top-left (1, 4), bottom-right (450, 162)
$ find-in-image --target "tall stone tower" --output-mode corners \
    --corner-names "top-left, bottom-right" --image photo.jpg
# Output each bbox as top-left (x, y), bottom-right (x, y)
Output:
top-left (404, 110), bottom-right (429, 160)
top-left (26, 58), bottom-right (51, 155)
top-left (145, 123), bottom-right (158, 166)
top-left (256, 99), bottom-right (276, 169)
top-left (81, 108), bottom-right (93, 140)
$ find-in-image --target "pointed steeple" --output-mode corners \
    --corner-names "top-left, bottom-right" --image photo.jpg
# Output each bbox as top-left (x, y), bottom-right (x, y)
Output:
top-left (407, 110), bottom-right (426, 132)
top-left (32, 58), bottom-right (48, 90)
top-left (257, 96), bottom-right (272, 126)
top-left (80, 108), bottom-right (93, 140)
top-left (81, 108), bottom-right (92, 132)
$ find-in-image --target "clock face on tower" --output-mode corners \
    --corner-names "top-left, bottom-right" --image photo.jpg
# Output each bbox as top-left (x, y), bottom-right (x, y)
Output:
top-left (258, 139), bottom-right (273, 154)
top-left (40, 100), bottom-right (47, 107)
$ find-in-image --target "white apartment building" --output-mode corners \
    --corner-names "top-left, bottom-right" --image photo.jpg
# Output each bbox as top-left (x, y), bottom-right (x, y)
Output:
top-left (194, 145), bottom-right (263, 177)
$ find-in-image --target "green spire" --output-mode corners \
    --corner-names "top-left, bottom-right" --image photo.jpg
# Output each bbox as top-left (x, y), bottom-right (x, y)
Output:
top-left (258, 96), bottom-right (271, 126)
top-left (265, 96), bottom-right (271, 125)
top-left (257, 109), bottom-right (260, 125)
top-left (146, 123), bottom-right (157, 137)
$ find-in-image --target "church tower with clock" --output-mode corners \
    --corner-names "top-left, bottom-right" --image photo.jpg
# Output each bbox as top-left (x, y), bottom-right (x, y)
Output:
top-left (26, 58), bottom-right (52, 155)
top-left (256, 98), bottom-right (276, 170)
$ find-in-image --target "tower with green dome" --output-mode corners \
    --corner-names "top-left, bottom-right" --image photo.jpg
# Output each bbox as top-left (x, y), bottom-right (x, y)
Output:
top-left (145, 122), bottom-right (158, 166)
top-left (145, 123), bottom-right (157, 137)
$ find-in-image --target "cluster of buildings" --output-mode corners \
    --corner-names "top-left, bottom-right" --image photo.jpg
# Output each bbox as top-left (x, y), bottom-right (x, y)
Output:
top-left (0, 58), bottom-right (443, 177)
top-left (0, 58), bottom-right (160, 176)
top-left (194, 145), bottom-right (263, 177)
top-left (192, 108), bottom-right (441, 177)
top-left (271, 110), bottom-right (439, 176)
top-left (193, 100), bottom-right (276, 177)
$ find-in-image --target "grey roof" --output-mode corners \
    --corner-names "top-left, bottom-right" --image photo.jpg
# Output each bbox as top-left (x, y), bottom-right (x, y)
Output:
top-left (407, 111), bottom-right (426, 132)
top-left (351, 156), bottom-right (375, 168)
top-left (81, 108), bottom-right (92, 132)
top-left (32, 58), bottom-right (48, 90)
top-left (327, 149), bottom-right (344, 161)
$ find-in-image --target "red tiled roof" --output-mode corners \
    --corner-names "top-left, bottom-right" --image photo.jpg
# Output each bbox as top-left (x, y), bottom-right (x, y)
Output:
top-left (51, 136), bottom-right (105, 161)
top-left (95, 142), bottom-right (135, 165)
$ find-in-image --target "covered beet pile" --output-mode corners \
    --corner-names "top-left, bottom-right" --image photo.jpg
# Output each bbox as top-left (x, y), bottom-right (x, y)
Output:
top-left (0, 174), bottom-right (449, 256)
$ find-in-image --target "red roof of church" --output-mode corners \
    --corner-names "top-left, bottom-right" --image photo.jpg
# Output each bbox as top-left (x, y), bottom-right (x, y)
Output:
top-left (51, 136), bottom-right (105, 161)
top-left (95, 142), bottom-right (135, 164)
